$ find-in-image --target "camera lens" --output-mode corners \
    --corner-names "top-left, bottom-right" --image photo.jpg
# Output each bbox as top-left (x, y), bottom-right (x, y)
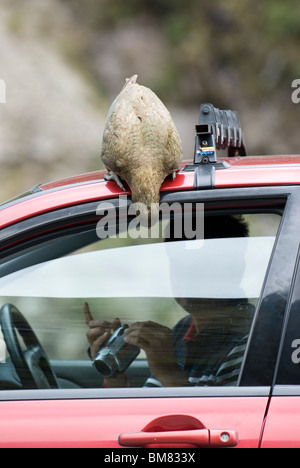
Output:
top-left (93, 360), bottom-right (112, 377)
top-left (93, 348), bottom-right (116, 377)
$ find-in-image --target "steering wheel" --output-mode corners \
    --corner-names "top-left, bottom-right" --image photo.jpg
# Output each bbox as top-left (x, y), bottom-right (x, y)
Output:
top-left (0, 303), bottom-right (59, 389)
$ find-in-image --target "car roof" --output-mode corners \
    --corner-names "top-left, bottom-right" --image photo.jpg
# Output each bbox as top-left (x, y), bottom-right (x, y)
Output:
top-left (1, 154), bottom-right (300, 229)
top-left (38, 154), bottom-right (300, 190)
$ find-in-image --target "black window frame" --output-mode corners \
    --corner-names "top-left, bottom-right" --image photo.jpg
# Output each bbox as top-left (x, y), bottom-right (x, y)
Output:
top-left (273, 245), bottom-right (300, 389)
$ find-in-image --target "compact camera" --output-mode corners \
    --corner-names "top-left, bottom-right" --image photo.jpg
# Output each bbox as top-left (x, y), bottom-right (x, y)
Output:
top-left (93, 325), bottom-right (140, 378)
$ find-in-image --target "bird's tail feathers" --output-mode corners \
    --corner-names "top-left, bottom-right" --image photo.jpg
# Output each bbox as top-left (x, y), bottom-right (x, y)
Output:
top-left (122, 74), bottom-right (138, 91)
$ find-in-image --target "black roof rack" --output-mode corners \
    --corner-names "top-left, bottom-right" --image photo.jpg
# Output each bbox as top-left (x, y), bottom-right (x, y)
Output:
top-left (183, 103), bottom-right (247, 189)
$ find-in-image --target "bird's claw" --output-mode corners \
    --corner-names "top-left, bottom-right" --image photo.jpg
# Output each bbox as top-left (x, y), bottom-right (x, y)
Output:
top-left (104, 172), bottom-right (126, 191)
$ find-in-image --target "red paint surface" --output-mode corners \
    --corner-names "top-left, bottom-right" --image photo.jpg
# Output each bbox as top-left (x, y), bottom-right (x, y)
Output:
top-left (0, 396), bottom-right (268, 448)
top-left (1, 156), bottom-right (300, 230)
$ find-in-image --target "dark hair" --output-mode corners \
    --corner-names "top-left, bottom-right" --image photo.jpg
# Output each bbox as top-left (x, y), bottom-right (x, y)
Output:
top-left (204, 215), bottom-right (249, 239)
top-left (164, 214), bottom-right (249, 241)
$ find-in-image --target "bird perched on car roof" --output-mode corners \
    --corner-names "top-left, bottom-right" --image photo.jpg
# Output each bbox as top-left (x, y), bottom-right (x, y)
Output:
top-left (101, 75), bottom-right (183, 227)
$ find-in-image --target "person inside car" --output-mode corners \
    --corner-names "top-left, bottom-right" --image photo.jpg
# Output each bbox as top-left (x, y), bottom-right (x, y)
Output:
top-left (84, 215), bottom-right (254, 388)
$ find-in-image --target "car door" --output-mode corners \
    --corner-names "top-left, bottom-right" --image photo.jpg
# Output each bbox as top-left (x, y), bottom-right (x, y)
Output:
top-left (261, 239), bottom-right (300, 448)
top-left (0, 186), bottom-right (298, 449)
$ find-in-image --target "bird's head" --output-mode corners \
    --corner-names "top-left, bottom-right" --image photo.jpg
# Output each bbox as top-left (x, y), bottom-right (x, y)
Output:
top-left (127, 163), bottom-right (167, 228)
top-left (132, 201), bottom-right (159, 229)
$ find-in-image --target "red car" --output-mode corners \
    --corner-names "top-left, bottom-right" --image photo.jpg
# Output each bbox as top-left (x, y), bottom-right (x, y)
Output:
top-left (0, 107), bottom-right (300, 449)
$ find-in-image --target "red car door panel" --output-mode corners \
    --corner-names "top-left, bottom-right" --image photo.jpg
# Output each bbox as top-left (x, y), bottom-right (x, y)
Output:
top-left (261, 393), bottom-right (300, 448)
top-left (0, 392), bottom-right (269, 448)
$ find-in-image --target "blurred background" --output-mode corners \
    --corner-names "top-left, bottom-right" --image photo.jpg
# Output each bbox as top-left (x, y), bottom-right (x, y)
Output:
top-left (0, 0), bottom-right (300, 202)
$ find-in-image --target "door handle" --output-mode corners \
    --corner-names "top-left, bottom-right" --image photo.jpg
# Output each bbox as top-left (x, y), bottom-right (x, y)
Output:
top-left (119, 428), bottom-right (238, 448)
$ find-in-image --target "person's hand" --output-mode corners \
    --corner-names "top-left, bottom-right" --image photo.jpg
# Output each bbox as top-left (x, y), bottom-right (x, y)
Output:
top-left (84, 302), bottom-right (128, 387)
top-left (124, 321), bottom-right (189, 387)
top-left (84, 302), bottom-right (121, 359)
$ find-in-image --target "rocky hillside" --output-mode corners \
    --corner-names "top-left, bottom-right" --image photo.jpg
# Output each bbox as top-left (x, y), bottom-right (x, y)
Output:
top-left (0, 0), bottom-right (299, 202)
top-left (0, 0), bottom-right (104, 201)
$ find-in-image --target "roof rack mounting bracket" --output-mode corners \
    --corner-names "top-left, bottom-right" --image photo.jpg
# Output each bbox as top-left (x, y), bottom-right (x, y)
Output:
top-left (183, 103), bottom-right (247, 189)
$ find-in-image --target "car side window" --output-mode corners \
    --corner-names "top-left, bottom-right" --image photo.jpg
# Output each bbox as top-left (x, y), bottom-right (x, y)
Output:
top-left (0, 210), bottom-right (281, 390)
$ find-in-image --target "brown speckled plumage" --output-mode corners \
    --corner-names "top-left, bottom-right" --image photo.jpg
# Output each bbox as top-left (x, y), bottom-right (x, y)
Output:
top-left (101, 75), bottom-right (183, 226)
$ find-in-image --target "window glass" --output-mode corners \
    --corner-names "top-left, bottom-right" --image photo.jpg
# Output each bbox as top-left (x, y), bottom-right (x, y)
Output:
top-left (0, 211), bottom-right (281, 390)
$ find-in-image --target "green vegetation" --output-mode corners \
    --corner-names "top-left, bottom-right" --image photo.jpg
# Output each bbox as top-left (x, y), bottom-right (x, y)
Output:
top-left (1, 0), bottom-right (300, 202)
top-left (63, 0), bottom-right (300, 107)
